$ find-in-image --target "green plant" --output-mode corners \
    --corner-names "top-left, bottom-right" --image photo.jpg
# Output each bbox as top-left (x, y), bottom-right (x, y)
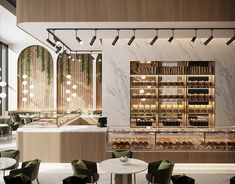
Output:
top-left (20, 51), bottom-right (25, 80)
top-left (36, 45), bottom-right (40, 58)
top-left (99, 57), bottom-right (102, 83)
top-left (81, 54), bottom-right (85, 71)
top-left (27, 47), bottom-right (32, 78)
top-left (67, 55), bottom-right (71, 74)
top-left (60, 54), bottom-right (64, 83)
top-left (47, 52), bottom-right (51, 85)
top-left (41, 47), bottom-right (45, 71)
top-left (86, 55), bottom-right (91, 85)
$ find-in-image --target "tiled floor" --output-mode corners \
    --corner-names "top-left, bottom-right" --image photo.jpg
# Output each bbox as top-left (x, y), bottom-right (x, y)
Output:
top-left (0, 133), bottom-right (235, 184)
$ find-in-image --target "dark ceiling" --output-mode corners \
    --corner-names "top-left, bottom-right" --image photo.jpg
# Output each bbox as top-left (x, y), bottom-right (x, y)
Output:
top-left (6, 0), bottom-right (16, 7)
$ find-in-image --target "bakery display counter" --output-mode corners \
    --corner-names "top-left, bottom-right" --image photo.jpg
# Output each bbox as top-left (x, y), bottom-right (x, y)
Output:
top-left (107, 126), bottom-right (235, 152)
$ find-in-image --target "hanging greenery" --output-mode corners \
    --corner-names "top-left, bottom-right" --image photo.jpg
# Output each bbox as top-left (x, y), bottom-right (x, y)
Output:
top-left (99, 57), bottom-right (102, 83)
top-left (67, 55), bottom-right (71, 75)
top-left (36, 45), bottom-right (40, 58)
top-left (60, 54), bottom-right (64, 83)
top-left (81, 54), bottom-right (85, 71)
top-left (47, 52), bottom-right (51, 85)
top-left (86, 55), bottom-right (91, 85)
top-left (20, 51), bottom-right (25, 80)
top-left (27, 47), bottom-right (32, 78)
top-left (41, 47), bottom-right (45, 72)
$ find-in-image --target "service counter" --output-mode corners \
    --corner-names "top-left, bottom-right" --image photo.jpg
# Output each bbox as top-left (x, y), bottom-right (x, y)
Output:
top-left (17, 125), bottom-right (235, 163)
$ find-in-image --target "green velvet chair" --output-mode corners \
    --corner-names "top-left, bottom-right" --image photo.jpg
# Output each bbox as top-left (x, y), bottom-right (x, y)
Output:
top-left (0, 124), bottom-right (11, 139)
top-left (146, 160), bottom-right (174, 184)
top-left (0, 149), bottom-right (20, 170)
top-left (10, 159), bottom-right (41, 184)
top-left (71, 160), bottom-right (99, 184)
top-left (63, 175), bottom-right (88, 184)
top-left (9, 115), bottom-right (22, 131)
top-left (4, 173), bottom-right (31, 184)
top-left (112, 149), bottom-right (133, 158)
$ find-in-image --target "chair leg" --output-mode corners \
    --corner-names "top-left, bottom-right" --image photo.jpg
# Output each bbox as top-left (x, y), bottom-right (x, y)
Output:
top-left (134, 174), bottom-right (136, 184)
top-left (36, 178), bottom-right (40, 184)
top-left (110, 173), bottom-right (112, 184)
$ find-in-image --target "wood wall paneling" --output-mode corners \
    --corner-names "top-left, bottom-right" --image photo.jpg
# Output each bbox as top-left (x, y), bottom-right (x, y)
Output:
top-left (57, 54), bottom-right (93, 112)
top-left (17, 0), bottom-right (235, 23)
top-left (17, 45), bottom-right (53, 111)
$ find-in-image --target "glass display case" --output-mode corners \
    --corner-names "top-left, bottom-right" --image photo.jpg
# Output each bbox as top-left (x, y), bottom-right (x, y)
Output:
top-left (107, 126), bottom-right (235, 152)
top-left (130, 61), bottom-right (215, 128)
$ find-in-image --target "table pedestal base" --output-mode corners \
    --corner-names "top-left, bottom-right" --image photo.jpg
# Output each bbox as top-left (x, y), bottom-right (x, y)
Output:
top-left (115, 174), bottom-right (132, 184)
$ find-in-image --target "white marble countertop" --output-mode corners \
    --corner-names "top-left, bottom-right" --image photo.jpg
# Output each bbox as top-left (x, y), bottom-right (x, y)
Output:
top-left (17, 125), bottom-right (107, 133)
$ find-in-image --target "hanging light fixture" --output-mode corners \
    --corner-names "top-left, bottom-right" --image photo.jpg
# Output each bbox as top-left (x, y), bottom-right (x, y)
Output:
top-left (90, 30), bottom-right (97, 46)
top-left (128, 29), bottom-right (135, 46)
top-left (226, 29), bottom-right (235, 45)
top-left (76, 30), bottom-right (83, 45)
top-left (112, 29), bottom-right (120, 46)
top-left (204, 29), bottom-right (214, 45)
top-left (168, 29), bottom-right (174, 43)
top-left (191, 29), bottom-right (197, 42)
top-left (150, 29), bottom-right (159, 45)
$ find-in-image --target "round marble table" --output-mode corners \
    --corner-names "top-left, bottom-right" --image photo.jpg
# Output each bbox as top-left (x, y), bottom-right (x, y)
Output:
top-left (0, 157), bottom-right (16, 176)
top-left (100, 158), bottom-right (147, 184)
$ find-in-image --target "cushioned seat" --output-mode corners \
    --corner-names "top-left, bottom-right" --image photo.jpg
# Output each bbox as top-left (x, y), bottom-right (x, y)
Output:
top-left (171, 175), bottom-right (195, 184)
top-left (146, 160), bottom-right (174, 184)
top-left (4, 173), bottom-right (31, 184)
top-left (230, 176), bottom-right (235, 184)
top-left (112, 149), bottom-right (133, 158)
top-left (71, 159), bottom-right (99, 184)
top-left (63, 175), bottom-right (88, 184)
top-left (10, 159), bottom-right (41, 184)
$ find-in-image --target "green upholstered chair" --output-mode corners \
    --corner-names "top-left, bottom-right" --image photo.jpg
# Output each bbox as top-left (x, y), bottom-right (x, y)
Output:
top-left (63, 175), bottom-right (88, 184)
top-left (112, 149), bottom-right (133, 158)
top-left (146, 160), bottom-right (174, 184)
top-left (4, 173), bottom-right (31, 184)
top-left (9, 115), bottom-right (22, 131)
top-left (0, 124), bottom-right (11, 141)
top-left (0, 149), bottom-right (20, 170)
top-left (171, 175), bottom-right (195, 184)
top-left (71, 160), bottom-right (99, 184)
top-left (10, 159), bottom-right (41, 184)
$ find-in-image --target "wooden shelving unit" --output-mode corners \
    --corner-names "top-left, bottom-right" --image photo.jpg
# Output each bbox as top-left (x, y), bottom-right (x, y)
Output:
top-left (130, 61), bottom-right (215, 128)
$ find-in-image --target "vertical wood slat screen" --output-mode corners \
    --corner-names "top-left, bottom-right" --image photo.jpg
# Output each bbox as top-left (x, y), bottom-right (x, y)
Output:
top-left (18, 45), bottom-right (54, 110)
top-left (96, 54), bottom-right (102, 110)
top-left (57, 54), bottom-right (93, 112)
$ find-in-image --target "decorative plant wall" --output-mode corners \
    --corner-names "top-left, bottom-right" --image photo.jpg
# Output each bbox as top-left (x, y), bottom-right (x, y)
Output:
top-left (57, 53), bottom-right (93, 112)
top-left (18, 45), bottom-right (54, 110)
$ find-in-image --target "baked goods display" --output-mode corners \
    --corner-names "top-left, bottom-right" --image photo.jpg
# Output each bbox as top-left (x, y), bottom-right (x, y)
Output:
top-left (111, 138), bottom-right (153, 150)
top-left (156, 138), bottom-right (198, 150)
top-left (202, 138), bottom-right (235, 150)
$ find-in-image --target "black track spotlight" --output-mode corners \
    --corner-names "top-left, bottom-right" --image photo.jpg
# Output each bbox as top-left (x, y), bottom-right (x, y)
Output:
top-left (168, 29), bottom-right (174, 43)
top-left (128, 30), bottom-right (135, 46)
top-left (150, 29), bottom-right (159, 46)
top-left (76, 30), bottom-right (83, 45)
top-left (191, 29), bottom-right (197, 42)
top-left (226, 29), bottom-right (235, 45)
top-left (55, 46), bottom-right (62, 54)
top-left (112, 30), bottom-right (120, 46)
top-left (204, 29), bottom-right (214, 46)
top-left (90, 30), bottom-right (97, 46)
top-left (46, 32), bottom-right (56, 47)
